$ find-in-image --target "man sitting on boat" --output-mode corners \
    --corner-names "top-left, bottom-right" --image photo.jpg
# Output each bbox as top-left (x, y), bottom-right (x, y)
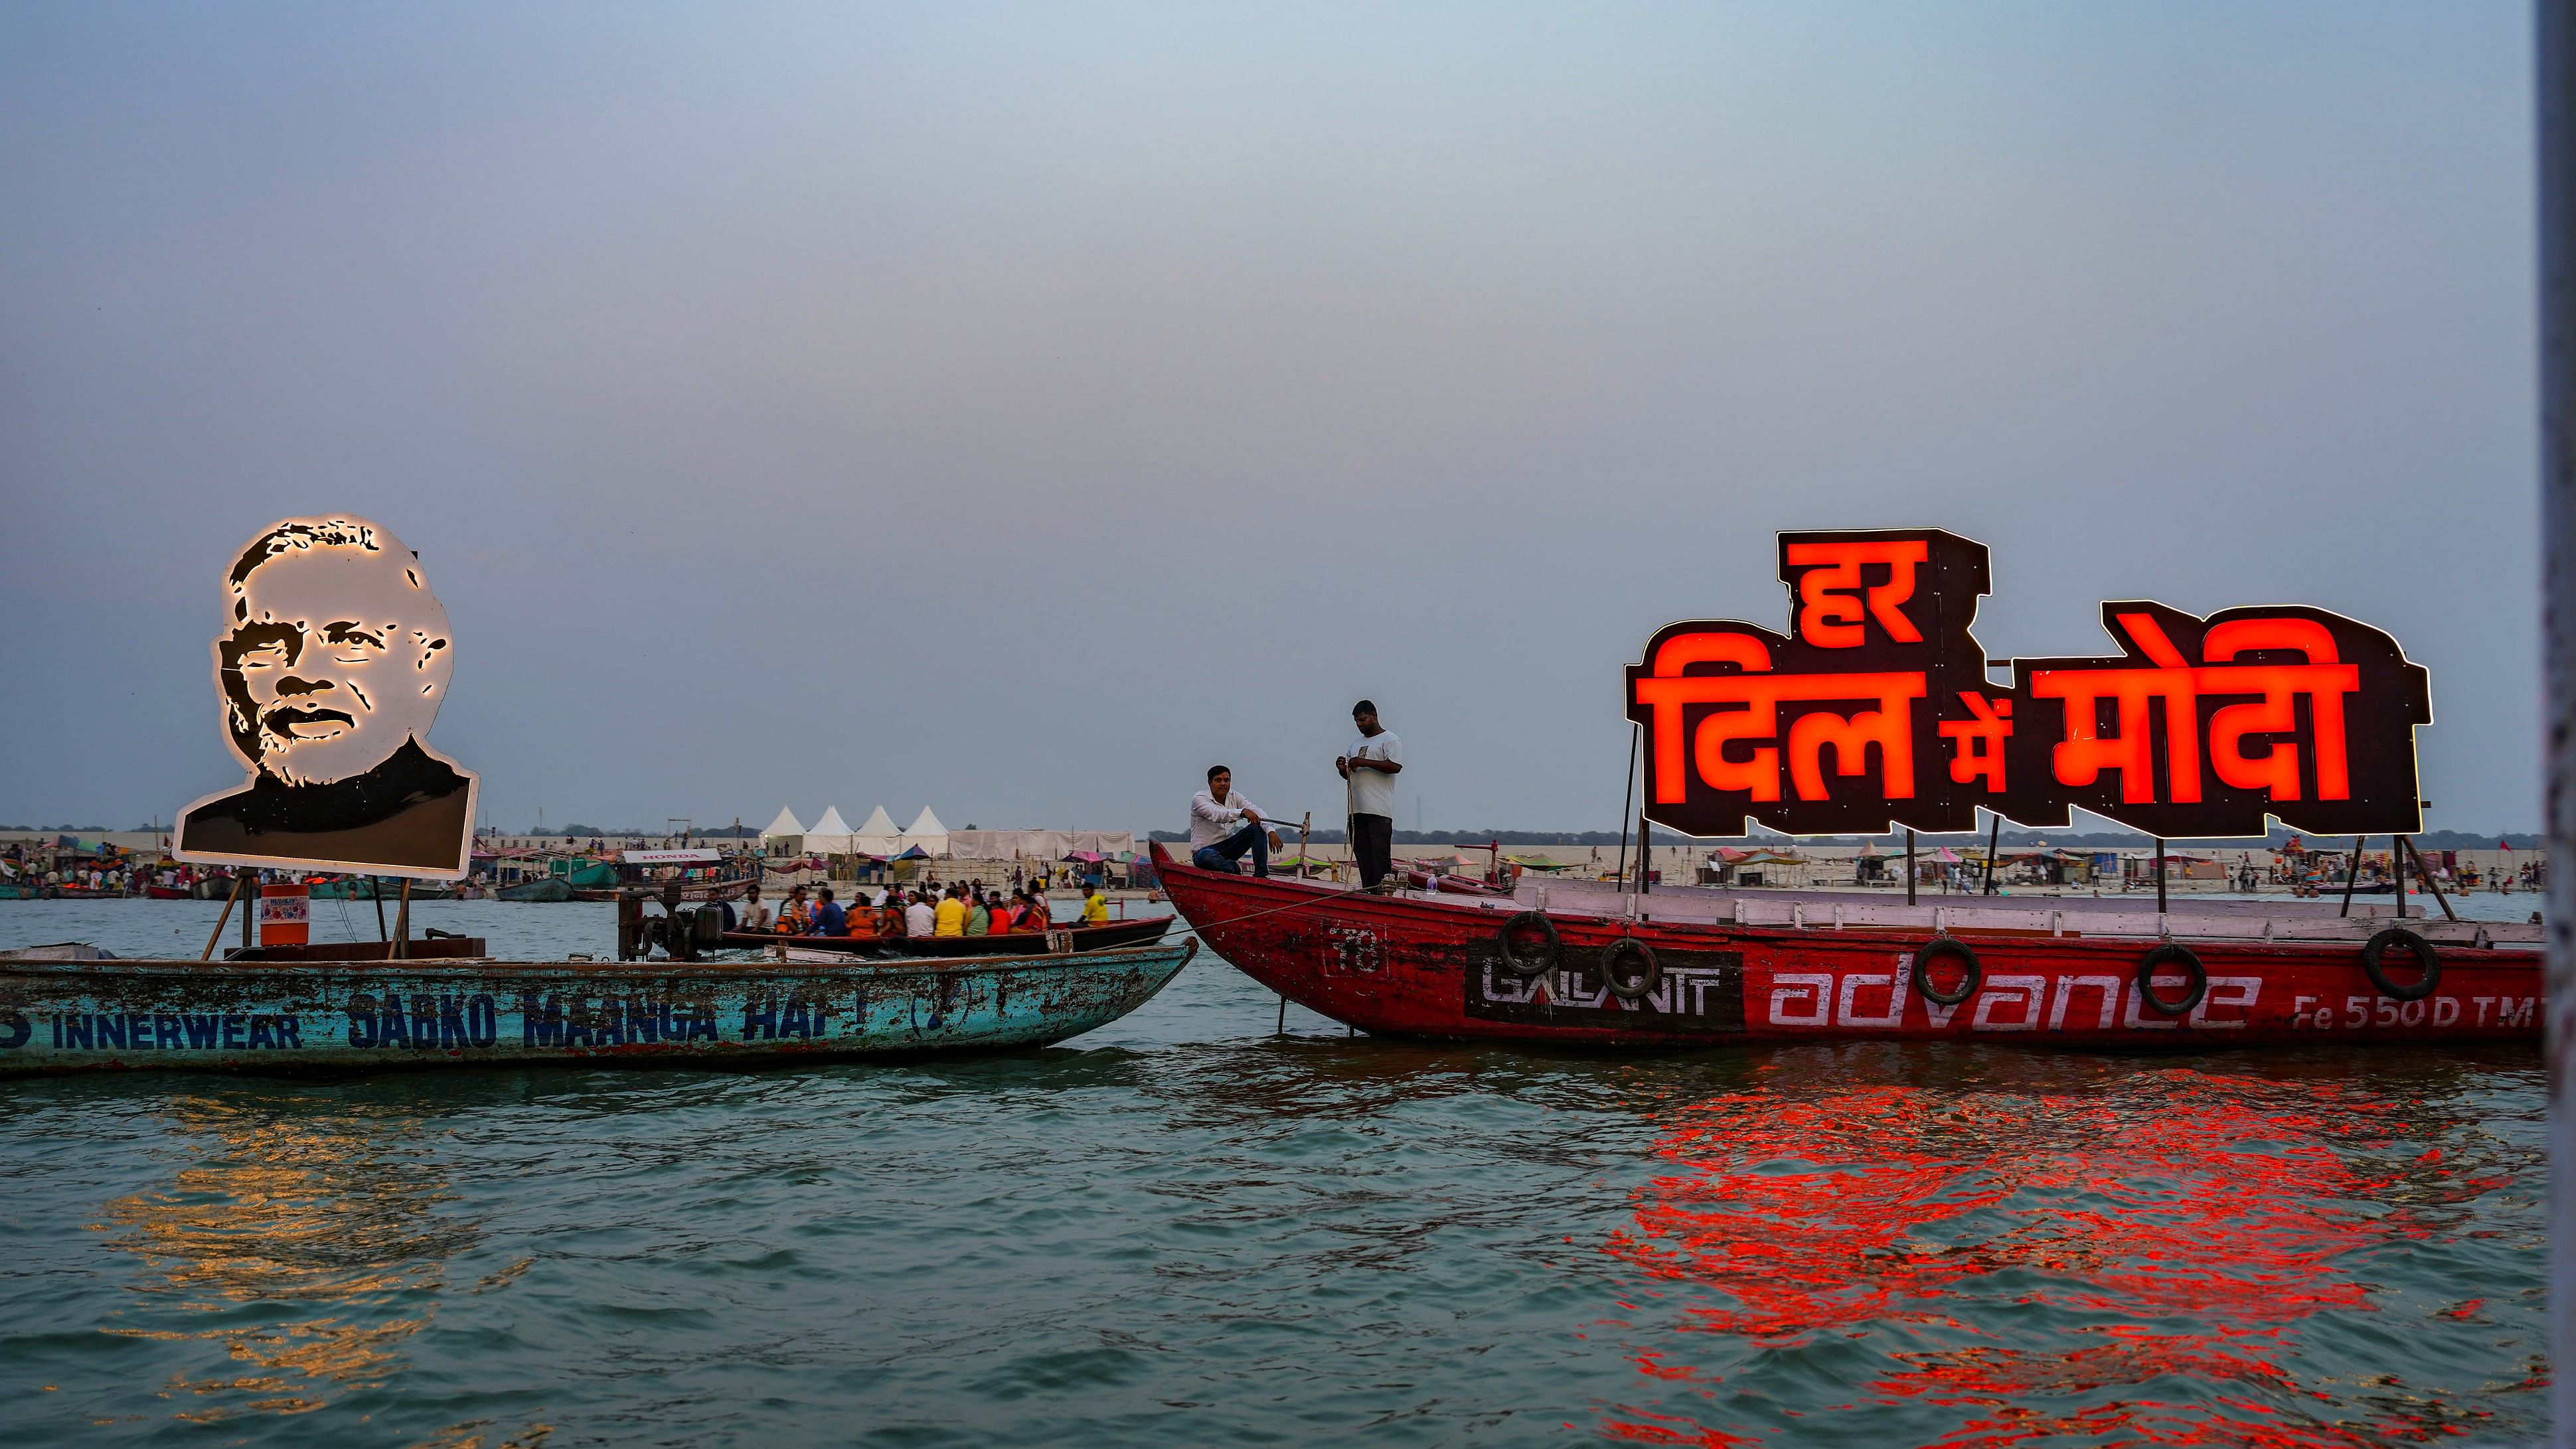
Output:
top-left (809, 888), bottom-right (846, 936)
top-left (1190, 766), bottom-right (1281, 877)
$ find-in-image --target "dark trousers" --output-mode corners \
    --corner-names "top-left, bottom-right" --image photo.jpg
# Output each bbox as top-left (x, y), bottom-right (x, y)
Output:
top-left (1352, 812), bottom-right (1394, 889)
top-left (1193, 821), bottom-right (1270, 877)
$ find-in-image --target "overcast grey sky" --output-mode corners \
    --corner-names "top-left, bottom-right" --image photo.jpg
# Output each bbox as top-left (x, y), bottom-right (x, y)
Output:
top-left (0, 3), bottom-right (2541, 836)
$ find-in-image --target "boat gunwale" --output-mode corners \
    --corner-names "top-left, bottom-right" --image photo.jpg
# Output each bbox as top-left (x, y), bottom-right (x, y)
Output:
top-left (1145, 845), bottom-right (2541, 958)
top-left (0, 941), bottom-right (1198, 983)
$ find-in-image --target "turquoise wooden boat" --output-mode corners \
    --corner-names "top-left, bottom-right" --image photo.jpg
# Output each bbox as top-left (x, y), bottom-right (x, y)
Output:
top-left (0, 941), bottom-right (1196, 1075)
top-left (308, 877), bottom-right (455, 901)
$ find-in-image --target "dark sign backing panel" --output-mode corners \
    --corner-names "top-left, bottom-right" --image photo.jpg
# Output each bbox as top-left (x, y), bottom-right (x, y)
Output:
top-left (1626, 530), bottom-right (2429, 840)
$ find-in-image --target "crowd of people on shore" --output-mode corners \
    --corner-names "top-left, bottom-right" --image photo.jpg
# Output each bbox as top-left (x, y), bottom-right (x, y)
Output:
top-left (734, 879), bottom-right (1109, 939)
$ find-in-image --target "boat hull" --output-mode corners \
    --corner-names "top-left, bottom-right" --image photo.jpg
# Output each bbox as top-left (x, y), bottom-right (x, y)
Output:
top-left (0, 942), bottom-right (1196, 1075)
top-left (307, 879), bottom-right (455, 901)
top-left (1152, 848), bottom-right (2539, 1049)
top-left (574, 880), bottom-right (749, 903)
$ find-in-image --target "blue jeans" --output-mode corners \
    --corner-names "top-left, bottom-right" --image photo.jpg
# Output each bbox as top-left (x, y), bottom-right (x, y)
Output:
top-left (1192, 822), bottom-right (1269, 877)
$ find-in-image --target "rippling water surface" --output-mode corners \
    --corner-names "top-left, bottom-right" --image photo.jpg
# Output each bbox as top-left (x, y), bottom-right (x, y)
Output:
top-left (0, 899), bottom-right (2547, 1446)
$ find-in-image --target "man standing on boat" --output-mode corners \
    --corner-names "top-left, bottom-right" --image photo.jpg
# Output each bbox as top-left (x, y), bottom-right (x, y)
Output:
top-left (1336, 700), bottom-right (1403, 891)
top-left (1190, 766), bottom-right (1281, 876)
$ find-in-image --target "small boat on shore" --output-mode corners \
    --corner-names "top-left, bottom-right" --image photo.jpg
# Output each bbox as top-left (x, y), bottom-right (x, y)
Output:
top-left (1151, 844), bottom-right (2541, 1049)
top-left (497, 877), bottom-right (576, 903)
top-left (568, 848), bottom-right (760, 903)
top-left (0, 939), bottom-right (1198, 1075)
top-left (724, 916), bottom-right (1175, 958)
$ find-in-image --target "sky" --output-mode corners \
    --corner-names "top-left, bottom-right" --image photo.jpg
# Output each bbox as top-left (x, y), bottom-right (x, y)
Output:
top-left (0, 2), bottom-right (2541, 837)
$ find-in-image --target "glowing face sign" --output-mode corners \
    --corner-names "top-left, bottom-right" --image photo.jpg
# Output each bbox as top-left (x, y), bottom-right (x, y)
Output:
top-left (217, 520), bottom-right (454, 784)
top-left (176, 517), bottom-right (479, 879)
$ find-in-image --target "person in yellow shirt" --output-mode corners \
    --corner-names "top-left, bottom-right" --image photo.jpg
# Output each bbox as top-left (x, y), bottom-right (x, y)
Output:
top-left (1082, 885), bottom-right (1108, 924)
top-left (934, 883), bottom-right (968, 937)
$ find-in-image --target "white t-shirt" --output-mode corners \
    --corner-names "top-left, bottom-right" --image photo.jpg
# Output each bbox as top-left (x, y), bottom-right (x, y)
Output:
top-left (905, 901), bottom-right (935, 937)
top-left (1346, 729), bottom-right (1402, 818)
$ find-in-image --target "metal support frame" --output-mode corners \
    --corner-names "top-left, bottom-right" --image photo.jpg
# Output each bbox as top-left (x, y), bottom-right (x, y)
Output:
top-left (1615, 726), bottom-right (1636, 891)
top-left (2541, 5), bottom-right (2573, 1440)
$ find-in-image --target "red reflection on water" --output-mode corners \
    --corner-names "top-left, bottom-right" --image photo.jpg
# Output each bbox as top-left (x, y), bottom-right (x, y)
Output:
top-left (1597, 1065), bottom-right (2496, 1446)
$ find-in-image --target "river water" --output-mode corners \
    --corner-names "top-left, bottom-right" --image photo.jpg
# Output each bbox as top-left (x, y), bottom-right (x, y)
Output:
top-left (0, 896), bottom-right (2548, 1446)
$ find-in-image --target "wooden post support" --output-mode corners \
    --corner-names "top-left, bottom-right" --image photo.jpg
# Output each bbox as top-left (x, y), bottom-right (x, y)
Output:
top-left (1905, 828), bottom-right (1917, 907)
top-left (2393, 834), bottom-right (2410, 921)
top-left (392, 879), bottom-right (412, 960)
top-left (373, 876), bottom-right (388, 942)
top-left (199, 870), bottom-right (250, 962)
top-left (2339, 836), bottom-right (2366, 918)
top-left (2155, 838), bottom-right (2167, 916)
top-left (1982, 813), bottom-right (2002, 896)
top-left (2402, 836), bottom-right (2460, 922)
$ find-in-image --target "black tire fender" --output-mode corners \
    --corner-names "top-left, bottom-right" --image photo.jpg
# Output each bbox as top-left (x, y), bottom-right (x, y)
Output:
top-left (2362, 928), bottom-right (2441, 1002)
top-left (2136, 943), bottom-right (2207, 1017)
top-left (1603, 937), bottom-right (1661, 1002)
top-left (1911, 936), bottom-right (1982, 1006)
top-left (1496, 911), bottom-right (1560, 978)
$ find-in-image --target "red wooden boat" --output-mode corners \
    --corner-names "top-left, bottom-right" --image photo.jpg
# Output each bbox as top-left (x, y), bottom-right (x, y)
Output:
top-left (1150, 844), bottom-right (2541, 1048)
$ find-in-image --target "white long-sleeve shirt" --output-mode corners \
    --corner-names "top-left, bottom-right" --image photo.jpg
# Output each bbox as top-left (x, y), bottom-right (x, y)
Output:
top-left (1189, 789), bottom-right (1265, 850)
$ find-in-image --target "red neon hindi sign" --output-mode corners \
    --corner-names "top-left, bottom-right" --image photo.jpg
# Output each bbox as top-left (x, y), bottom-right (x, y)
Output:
top-left (1623, 529), bottom-right (2429, 840)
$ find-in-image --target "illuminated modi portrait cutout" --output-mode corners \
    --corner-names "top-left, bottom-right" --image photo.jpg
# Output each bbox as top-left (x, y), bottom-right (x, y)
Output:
top-left (173, 517), bottom-right (479, 879)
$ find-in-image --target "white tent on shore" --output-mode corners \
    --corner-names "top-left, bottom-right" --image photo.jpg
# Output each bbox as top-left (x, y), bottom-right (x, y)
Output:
top-left (852, 805), bottom-right (903, 858)
top-left (759, 806), bottom-right (805, 856)
top-left (900, 806), bottom-right (950, 858)
top-left (804, 806), bottom-right (856, 854)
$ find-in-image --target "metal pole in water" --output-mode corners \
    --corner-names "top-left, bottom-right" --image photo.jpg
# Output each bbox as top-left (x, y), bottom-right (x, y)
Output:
top-left (2537, 3), bottom-right (2574, 1440)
